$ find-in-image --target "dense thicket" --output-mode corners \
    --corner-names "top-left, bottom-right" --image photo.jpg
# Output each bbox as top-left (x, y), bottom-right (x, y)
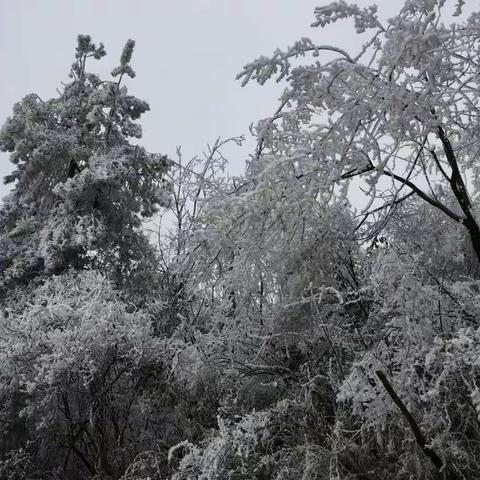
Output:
top-left (1, 1), bottom-right (480, 479)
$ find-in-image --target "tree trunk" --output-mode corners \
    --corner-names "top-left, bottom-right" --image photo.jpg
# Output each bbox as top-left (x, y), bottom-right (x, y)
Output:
top-left (464, 217), bottom-right (480, 264)
top-left (437, 127), bottom-right (480, 264)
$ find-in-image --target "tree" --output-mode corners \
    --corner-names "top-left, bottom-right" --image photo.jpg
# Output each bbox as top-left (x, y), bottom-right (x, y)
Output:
top-left (0, 36), bottom-right (175, 479)
top-left (0, 35), bottom-right (170, 297)
top-left (238, 0), bottom-right (480, 263)
top-left (0, 270), bottom-right (165, 478)
top-left (168, 2), bottom-right (480, 478)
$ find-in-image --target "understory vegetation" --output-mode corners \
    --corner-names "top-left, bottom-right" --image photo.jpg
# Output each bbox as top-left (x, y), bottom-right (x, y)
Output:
top-left (1, 1), bottom-right (480, 479)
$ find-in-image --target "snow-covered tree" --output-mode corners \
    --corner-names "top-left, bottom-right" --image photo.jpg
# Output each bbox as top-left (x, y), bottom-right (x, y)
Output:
top-left (0, 271), bottom-right (165, 478)
top-left (167, 2), bottom-right (480, 479)
top-left (0, 35), bottom-right (170, 297)
top-left (239, 0), bottom-right (480, 264)
top-left (0, 36), bottom-right (174, 479)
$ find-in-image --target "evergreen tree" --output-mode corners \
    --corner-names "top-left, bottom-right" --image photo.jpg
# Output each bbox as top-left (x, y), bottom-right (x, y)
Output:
top-left (0, 36), bottom-right (172, 479)
top-left (0, 35), bottom-right (170, 297)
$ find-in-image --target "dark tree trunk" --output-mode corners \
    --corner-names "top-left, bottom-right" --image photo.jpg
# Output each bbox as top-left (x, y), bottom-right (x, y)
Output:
top-left (437, 127), bottom-right (480, 264)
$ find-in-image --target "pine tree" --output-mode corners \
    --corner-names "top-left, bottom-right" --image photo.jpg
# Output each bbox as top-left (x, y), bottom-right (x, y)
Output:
top-left (0, 35), bottom-right (170, 297)
top-left (0, 35), bottom-right (172, 479)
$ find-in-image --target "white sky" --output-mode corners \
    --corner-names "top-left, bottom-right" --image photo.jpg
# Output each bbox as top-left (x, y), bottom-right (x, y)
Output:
top-left (0, 1), bottom-right (401, 202)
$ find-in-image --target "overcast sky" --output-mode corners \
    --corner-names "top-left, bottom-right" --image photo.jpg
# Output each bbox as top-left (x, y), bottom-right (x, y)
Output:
top-left (0, 1), bottom-right (401, 202)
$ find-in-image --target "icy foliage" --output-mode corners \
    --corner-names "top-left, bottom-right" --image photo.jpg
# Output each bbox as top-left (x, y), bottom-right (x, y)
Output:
top-left (172, 402), bottom-right (337, 480)
top-left (0, 270), bottom-right (167, 477)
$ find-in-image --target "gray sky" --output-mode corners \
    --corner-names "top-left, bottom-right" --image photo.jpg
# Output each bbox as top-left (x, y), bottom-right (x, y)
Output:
top-left (0, 1), bottom-right (399, 201)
